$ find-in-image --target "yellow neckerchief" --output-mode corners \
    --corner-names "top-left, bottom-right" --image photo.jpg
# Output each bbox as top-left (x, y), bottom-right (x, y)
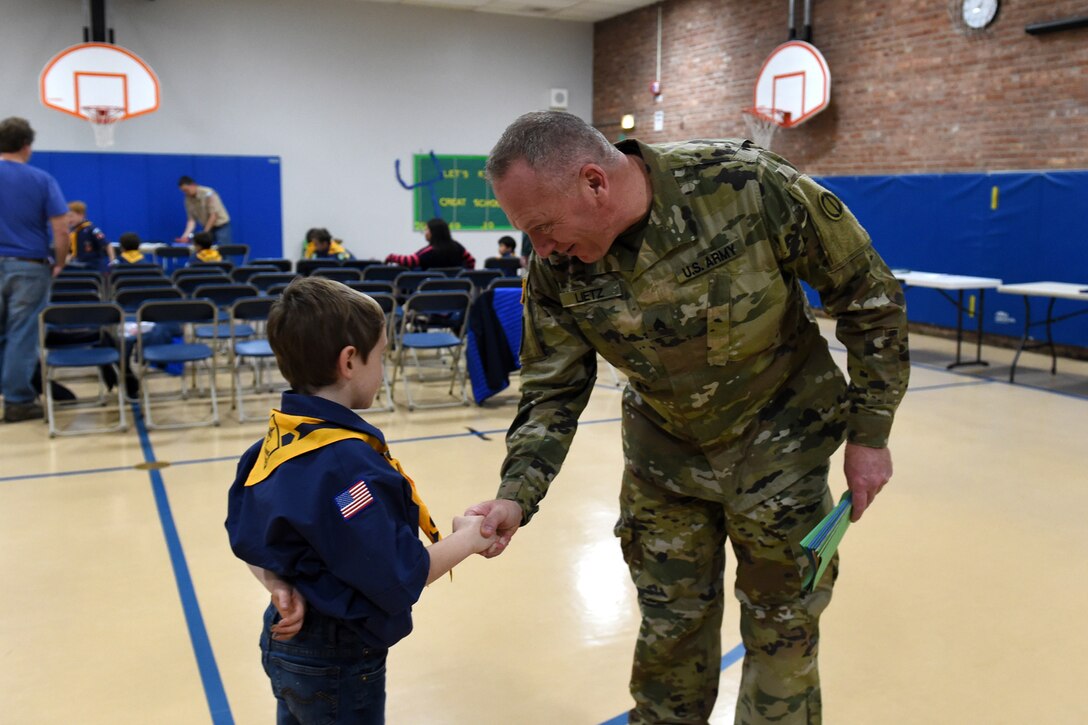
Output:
top-left (196, 247), bottom-right (222, 262)
top-left (304, 240), bottom-right (348, 259)
top-left (121, 249), bottom-right (144, 263)
top-left (244, 410), bottom-right (441, 543)
top-left (69, 220), bottom-right (92, 257)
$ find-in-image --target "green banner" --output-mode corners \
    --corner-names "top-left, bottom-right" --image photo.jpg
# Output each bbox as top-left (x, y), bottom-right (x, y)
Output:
top-left (412, 154), bottom-right (513, 232)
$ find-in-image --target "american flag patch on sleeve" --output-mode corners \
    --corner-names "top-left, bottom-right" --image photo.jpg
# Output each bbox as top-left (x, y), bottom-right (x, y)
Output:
top-left (335, 480), bottom-right (374, 520)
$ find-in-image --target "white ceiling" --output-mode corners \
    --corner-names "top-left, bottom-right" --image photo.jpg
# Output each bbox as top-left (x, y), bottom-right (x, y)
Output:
top-left (355, 0), bottom-right (658, 23)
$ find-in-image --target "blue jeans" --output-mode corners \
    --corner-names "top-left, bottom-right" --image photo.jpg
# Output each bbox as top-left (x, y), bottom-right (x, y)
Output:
top-left (260, 604), bottom-right (388, 725)
top-left (211, 222), bottom-right (233, 246)
top-left (0, 258), bottom-right (51, 404)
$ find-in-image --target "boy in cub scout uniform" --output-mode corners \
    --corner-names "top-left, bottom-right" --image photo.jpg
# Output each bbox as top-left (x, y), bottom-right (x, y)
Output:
top-left (66, 201), bottom-right (113, 271)
top-left (191, 231), bottom-right (222, 263)
top-left (113, 232), bottom-right (146, 264)
top-left (468, 112), bottom-right (910, 724)
top-left (225, 276), bottom-right (493, 724)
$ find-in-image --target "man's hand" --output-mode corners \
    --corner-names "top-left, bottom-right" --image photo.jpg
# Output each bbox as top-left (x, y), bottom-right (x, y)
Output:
top-left (843, 443), bottom-right (892, 522)
top-left (463, 499), bottom-right (523, 558)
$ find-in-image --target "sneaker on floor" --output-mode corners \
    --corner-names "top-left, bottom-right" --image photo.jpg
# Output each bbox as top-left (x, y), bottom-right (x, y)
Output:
top-left (4, 401), bottom-right (43, 423)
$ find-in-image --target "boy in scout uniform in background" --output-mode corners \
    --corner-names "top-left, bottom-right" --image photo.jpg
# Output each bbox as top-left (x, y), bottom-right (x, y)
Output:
top-left (468, 111), bottom-right (910, 724)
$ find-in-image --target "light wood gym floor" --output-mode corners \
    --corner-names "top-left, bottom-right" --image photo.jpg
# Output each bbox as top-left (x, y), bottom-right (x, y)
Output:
top-left (2, 317), bottom-right (1086, 724)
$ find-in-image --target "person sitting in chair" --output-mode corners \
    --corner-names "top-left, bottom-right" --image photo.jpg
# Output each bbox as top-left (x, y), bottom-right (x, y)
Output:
top-left (384, 218), bottom-right (475, 271)
top-left (192, 231), bottom-right (223, 263)
top-left (303, 227), bottom-right (354, 261)
top-left (112, 232), bottom-right (146, 265)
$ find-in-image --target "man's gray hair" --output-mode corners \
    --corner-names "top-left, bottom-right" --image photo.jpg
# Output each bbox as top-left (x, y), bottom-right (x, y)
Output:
top-left (486, 111), bottom-right (622, 190)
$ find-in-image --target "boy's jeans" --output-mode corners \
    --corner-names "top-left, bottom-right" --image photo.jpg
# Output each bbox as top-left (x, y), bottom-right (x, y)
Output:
top-left (260, 604), bottom-right (388, 725)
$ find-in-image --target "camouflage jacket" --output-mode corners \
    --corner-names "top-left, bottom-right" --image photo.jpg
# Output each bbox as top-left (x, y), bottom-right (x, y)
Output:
top-left (498, 139), bottom-right (909, 520)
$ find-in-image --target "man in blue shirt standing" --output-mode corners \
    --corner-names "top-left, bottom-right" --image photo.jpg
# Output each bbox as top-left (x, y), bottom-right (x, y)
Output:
top-left (0, 117), bottom-right (68, 422)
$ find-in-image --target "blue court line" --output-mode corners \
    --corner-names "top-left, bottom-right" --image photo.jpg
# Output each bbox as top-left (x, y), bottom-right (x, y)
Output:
top-left (0, 462), bottom-right (133, 483)
top-left (598, 642), bottom-right (747, 725)
top-left (132, 405), bottom-right (234, 725)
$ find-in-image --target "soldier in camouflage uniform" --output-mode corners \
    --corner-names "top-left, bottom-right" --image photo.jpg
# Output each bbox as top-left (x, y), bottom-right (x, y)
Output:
top-left (468, 111), bottom-right (909, 724)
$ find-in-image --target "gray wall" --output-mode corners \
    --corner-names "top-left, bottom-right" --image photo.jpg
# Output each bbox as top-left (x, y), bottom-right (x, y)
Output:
top-left (2, 0), bottom-right (594, 261)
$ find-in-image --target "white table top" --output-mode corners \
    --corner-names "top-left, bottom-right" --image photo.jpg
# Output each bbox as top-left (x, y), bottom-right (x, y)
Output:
top-left (997, 281), bottom-right (1088, 301)
top-left (892, 270), bottom-right (1004, 290)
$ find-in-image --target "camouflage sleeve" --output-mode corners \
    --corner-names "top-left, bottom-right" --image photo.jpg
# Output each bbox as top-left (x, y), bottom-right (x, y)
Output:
top-left (760, 160), bottom-right (910, 448)
top-left (497, 261), bottom-right (598, 524)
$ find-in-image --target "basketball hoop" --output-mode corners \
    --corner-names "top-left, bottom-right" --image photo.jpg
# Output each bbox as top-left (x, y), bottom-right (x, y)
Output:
top-left (742, 107), bottom-right (790, 150)
top-left (82, 105), bottom-right (125, 148)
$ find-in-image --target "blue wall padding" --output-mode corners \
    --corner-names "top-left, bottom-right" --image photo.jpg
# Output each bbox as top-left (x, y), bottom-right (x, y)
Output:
top-left (813, 171), bottom-right (1088, 347)
top-left (29, 151), bottom-right (283, 260)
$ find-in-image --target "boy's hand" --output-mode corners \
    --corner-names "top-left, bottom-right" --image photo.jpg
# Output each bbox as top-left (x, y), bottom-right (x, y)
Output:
top-left (269, 582), bottom-right (306, 641)
top-left (464, 499), bottom-right (523, 558)
top-left (453, 515), bottom-right (497, 554)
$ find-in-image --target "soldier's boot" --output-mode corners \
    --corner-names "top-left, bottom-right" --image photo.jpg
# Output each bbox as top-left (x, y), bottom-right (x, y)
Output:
top-left (729, 464), bottom-right (836, 725)
top-left (617, 468), bottom-right (729, 724)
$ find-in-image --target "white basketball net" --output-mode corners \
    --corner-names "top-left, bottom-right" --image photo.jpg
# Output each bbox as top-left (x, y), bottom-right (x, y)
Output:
top-left (82, 106), bottom-right (125, 148)
top-left (742, 107), bottom-right (788, 150)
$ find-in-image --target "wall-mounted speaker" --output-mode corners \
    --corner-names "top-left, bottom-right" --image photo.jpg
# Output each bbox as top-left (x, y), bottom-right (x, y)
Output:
top-left (549, 88), bottom-right (569, 110)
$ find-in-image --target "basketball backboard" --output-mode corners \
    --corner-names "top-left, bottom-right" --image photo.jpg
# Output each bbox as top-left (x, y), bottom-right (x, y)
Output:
top-left (40, 42), bottom-right (160, 121)
top-left (752, 40), bottom-right (831, 128)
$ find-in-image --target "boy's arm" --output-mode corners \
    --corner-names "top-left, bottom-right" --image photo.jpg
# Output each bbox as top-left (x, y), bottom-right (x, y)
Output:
top-left (425, 516), bottom-right (495, 585)
top-left (247, 564), bottom-right (307, 640)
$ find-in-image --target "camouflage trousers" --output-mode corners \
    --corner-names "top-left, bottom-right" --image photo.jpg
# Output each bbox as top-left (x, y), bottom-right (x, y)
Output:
top-left (615, 435), bottom-right (836, 724)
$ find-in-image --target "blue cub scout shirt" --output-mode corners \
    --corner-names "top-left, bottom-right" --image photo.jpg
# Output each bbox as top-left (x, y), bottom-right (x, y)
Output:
top-left (226, 392), bottom-right (431, 649)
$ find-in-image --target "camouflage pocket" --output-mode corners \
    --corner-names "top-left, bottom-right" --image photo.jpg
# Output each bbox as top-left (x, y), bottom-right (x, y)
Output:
top-left (707, 270), bottom-right (786, 364)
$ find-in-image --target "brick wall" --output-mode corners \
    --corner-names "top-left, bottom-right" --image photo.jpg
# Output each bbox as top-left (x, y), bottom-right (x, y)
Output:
top-left (594, 0), bottom-right (1088, 174)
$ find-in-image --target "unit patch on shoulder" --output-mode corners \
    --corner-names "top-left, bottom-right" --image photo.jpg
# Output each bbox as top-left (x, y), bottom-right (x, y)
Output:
top-left (818, 191), bottom-right (845, 221)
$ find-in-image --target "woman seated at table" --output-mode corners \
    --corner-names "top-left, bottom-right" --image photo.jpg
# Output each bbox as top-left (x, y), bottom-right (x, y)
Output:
top-left (384, 217), bottom-right (475, 271)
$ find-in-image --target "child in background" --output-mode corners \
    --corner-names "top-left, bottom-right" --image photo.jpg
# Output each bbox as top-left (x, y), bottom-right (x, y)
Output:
top-left (225, 276), bottom-right (493, 724)
top-left (497, 235), bottom-right (517, 258)
top-left (113, 232), bottom-right (145, 264)
top-left (192, 231), bottom-right (222, 263)
top-left (303, 227), bottom-right (354, 260)
top-left (66, 201), bottom-right (114, 271)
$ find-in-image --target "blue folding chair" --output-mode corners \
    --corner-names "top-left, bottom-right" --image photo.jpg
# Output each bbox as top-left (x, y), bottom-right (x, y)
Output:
top-left (484, 256), bottom-right (523, 277)
top-left (153, 245), bottom-right (193, 275)
top-left (135, 299), bottom-right (220, 429)
top-left (362, 265), bottom-right (408, 283)
top-left (251, 272), bottom-right (298, 294)
top-left (38, 302), bottom-right (127, 436)
top-left (230, 296), bottom-right (280, 422)
top-left (391, 291), bottom-right (472, 410)
top-left (250, 258), bottom-right (292, 272)
top-left (311, 267), bottom-right (363, 283)
top-left (296, 258), bottom-right (335, 276)
top-left (114, 286), bottom-right (184, 316)
top-left (52, 278), bottom-right (102, 298)
top-left (191, 283), bottom-right (259, 341)
top-left (457, 269), bottom-right (503, 296)
top-left (393, 271), bottom-right (445, 304)
top-left (367, 292), bottom-right (397, 413)
top-left (175, 274), bottom-right (231, 298)
top-left (230, 265), bottom-right (280, 283)
top-left (216, 243), bottom-right (249, 267)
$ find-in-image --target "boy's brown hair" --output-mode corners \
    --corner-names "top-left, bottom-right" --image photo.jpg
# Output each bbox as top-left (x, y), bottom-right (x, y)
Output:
top-left (267, 277), bottom-right (385, 394)
top-left (118, 232), bottom-right (141, 250)
top-left (192, 231), bottom-right (214, 250)
top-left (68, 200), bottom-right (87, 215)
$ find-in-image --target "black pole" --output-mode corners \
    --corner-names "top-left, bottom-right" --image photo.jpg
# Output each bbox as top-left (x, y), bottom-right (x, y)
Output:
top-left (90, 0), bottom-right (107, 42)
top-left (1025, 16), bottom-right (1088, 35)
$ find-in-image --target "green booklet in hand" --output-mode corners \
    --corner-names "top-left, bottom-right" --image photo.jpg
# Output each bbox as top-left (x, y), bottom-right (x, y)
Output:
top-left (800, 491), bottom-right (853, 593)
